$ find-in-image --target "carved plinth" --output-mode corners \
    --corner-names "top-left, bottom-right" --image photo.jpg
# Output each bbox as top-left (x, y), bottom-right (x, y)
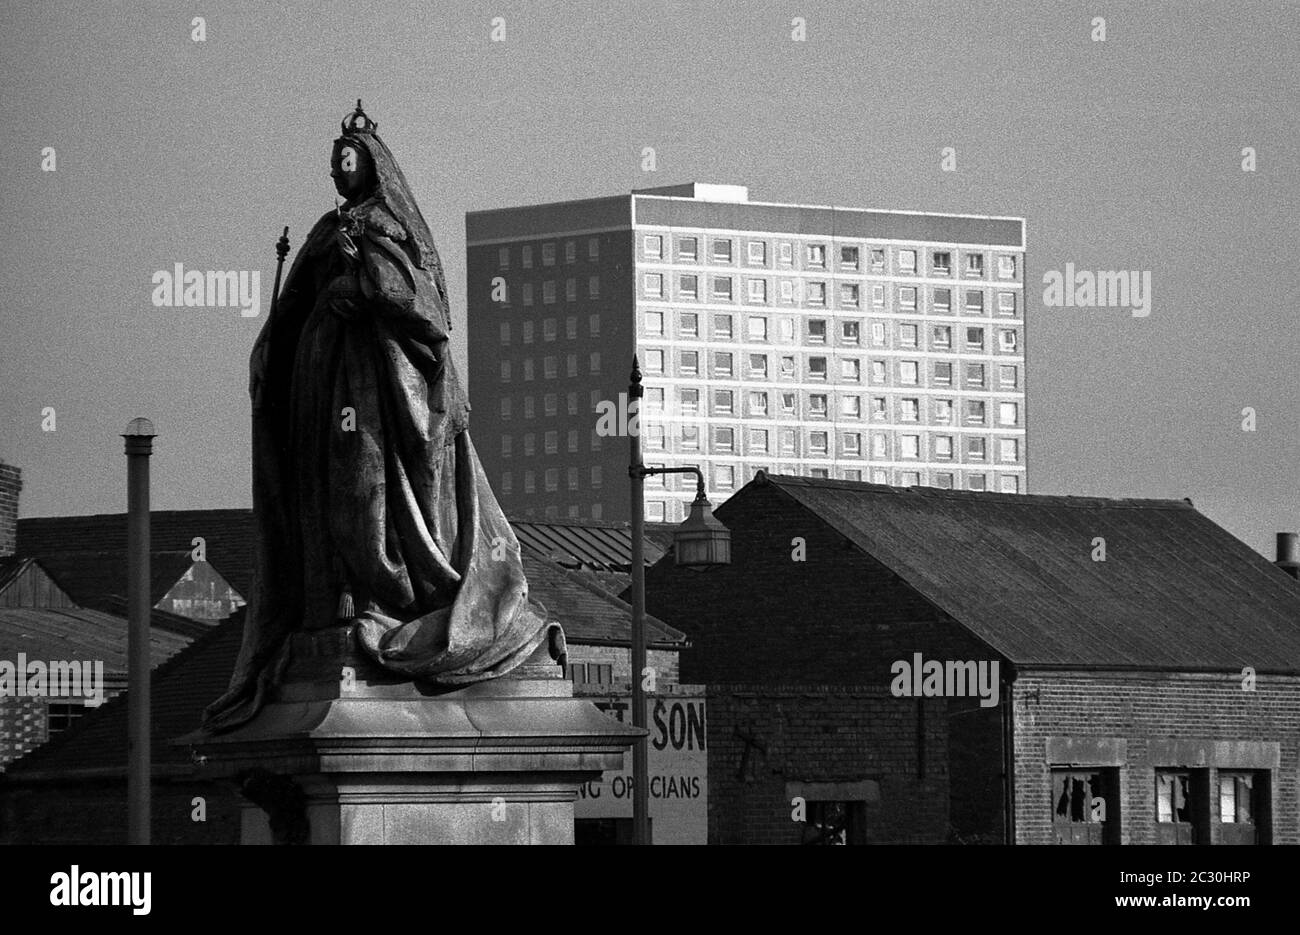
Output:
top-left (180, 625), bottom-right (641, 845)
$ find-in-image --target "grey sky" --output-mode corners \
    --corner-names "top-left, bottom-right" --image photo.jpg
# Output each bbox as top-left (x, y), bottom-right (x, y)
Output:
top-left (1, 0), bottom-right (1296, 557)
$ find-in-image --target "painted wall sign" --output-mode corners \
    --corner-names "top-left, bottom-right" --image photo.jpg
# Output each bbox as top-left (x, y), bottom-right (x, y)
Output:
top-left (576, 696), bottom-right (707, 844)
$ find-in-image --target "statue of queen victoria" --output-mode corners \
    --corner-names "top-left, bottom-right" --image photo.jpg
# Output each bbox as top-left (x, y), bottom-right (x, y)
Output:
top-left (205, 102), bottom-right (558, 730)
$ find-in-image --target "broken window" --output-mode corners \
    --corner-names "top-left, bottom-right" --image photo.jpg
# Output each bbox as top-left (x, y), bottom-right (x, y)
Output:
top-left (1156, 769), bottom-right (1206, 845)
top-left (1051, 768), bottom-right (1117, 844)
top-left (1157, 771), bottom-right (1191, 823)
top-left (1219, 772), bottom-right (1252, 824)
top-left (1219, 771), bottom-right (1268, 845)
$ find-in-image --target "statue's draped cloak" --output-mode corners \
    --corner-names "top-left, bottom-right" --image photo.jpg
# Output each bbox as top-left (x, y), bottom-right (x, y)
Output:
top-left (204, 131), bottom-right (556, 731)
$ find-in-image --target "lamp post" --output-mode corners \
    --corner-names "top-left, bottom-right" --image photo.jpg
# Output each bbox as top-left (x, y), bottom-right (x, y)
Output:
top-left (627, 358), bottom-right (730, 845)
top-left (123, 417), bottom-right (155, 846)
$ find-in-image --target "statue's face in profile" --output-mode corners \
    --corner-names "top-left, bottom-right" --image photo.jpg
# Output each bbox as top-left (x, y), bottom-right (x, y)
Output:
top-left (331, 141), bottom-right (373, 202)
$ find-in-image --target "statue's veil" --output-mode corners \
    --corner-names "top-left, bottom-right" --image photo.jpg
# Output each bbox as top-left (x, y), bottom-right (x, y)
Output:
top-left (339, 118), bottom-right (451, 317)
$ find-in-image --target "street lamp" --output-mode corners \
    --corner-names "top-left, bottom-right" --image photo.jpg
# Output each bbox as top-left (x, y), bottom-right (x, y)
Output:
top-left (627, 356), bottom-right (730, 845)
top-left (671, 476), bottom-right (731, 568)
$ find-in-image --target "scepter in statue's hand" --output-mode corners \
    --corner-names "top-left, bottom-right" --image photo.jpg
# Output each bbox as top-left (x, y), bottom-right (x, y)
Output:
top-left (250, 226), bottom-right (290, 409)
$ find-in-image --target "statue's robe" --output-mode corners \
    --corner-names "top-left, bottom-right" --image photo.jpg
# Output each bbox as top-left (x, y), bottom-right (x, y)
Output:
top-left (205, 193), bottom-right (556, 731)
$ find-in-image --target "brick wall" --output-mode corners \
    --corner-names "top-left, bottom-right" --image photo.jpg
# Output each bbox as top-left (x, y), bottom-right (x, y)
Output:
top-left (0, 462), bottom-right (21, 558)
top-left (1013, 672), bottom-right (1300, 845)
top-left (705, 685), bottom-right (954, 844)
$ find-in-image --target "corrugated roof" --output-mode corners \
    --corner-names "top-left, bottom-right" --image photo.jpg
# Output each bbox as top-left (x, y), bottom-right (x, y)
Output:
top-left (512, 518), bottom-right (676, 595)
top-left (749, 474), bottom-right (1300, 672)
top-left (0, 607), bottom-right (192, 674)
top-left (511, 518), bottom-right (671, 569)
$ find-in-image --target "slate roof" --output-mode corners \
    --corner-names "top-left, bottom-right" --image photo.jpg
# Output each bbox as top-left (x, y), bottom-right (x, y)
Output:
top-left (17, 510), bottom-right (257, 596)
top-left (748, 474), bottom-right (1300, 672)
top-left (0, 606), bottom-right (193, 675)
top-left (521, 553), bottom-right (685, 646)
top-left (33, 550), bottom-right (199, 610)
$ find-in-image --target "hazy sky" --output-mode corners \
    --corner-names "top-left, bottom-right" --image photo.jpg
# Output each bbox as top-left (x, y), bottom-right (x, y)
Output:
top-left (1, 1), bottom-right (1296, 557)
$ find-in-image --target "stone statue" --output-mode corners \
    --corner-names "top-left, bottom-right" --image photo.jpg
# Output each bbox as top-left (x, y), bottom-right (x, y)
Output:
top-left (204, 102), bottom-right (559, 731)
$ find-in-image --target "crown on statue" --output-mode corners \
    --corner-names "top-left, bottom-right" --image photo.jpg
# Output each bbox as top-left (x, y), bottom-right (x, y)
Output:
top-left (341, 99), bottom-right (377, 135)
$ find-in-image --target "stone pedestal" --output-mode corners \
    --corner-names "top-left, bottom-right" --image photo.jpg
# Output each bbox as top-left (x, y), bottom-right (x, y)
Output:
top-left (182, 626), bottom-right (640, 844)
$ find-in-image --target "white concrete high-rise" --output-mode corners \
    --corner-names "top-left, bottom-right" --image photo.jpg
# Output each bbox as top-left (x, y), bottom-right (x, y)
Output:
top-left (466, 184), bottom-right (1026, 522)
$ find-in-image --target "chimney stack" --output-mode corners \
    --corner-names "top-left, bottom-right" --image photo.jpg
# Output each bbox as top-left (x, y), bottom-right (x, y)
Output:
top-left (1276, 532), bottom-right (1300, 579)
top-left (0, 462), bottom-right (21, 558)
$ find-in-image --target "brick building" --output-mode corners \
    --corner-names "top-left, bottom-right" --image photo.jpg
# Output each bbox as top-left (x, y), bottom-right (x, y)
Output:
top-left (466, 184), bottom-right (1027, 524)
top-left (644, 472), bottom-right (1300, 845)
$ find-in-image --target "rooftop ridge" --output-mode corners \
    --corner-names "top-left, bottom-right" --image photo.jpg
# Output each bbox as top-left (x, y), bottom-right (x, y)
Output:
top-left (754, 472), bottom-right (1196, 511)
